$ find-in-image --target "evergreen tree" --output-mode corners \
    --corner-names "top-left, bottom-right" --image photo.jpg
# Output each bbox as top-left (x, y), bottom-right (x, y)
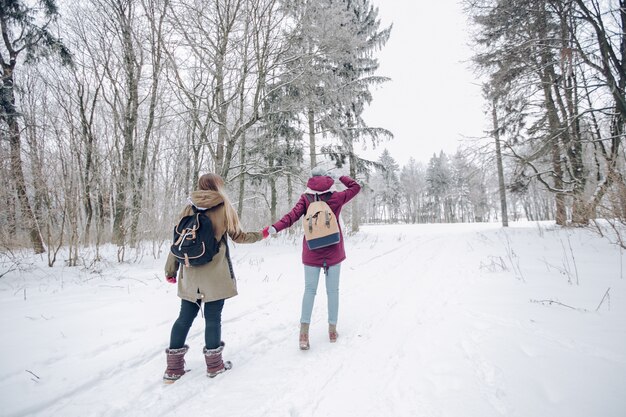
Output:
top-left (451, 151), bottom-right (489, 223)
top-left (280, 0), bottom-right (391, 231)
top-left (282, 0), bottom-right (391, 170)
top-left (426, 151), bottom-right (452, 222)
top-left (399, 157), bottom-right (426, 223)
top-left (321, 0), bottom-right (393, 176)
top-left (281, 0), bottom-right (354, 168)
top-left (375, 149), bottom-right (401, 222)
top-left (250, 85), bottom-right (304, 222)
top-left (451, 151), bottom-right (472, 222)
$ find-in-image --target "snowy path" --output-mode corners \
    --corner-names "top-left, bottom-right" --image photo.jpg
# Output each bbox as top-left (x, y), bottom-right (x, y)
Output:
top-left (1, 222), bottom-right (625, 416)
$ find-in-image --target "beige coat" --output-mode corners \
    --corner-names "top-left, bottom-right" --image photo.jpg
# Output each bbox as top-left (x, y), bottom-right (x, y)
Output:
top-left (164, 190), bottom-right (262, 303)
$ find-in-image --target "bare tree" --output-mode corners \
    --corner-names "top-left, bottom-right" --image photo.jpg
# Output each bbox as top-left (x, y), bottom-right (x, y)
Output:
top-left (167, 0), bottom-right (288, 184)
top-left (0, 0), bottom-right (71, 253)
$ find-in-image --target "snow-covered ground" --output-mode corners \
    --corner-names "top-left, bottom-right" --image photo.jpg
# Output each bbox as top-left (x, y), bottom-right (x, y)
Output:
top-left (1, 221), bottom-right (625, 417)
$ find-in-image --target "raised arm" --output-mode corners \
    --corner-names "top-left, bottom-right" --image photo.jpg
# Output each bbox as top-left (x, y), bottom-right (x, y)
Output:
top-left (335, 176), bottom-right (361, 204)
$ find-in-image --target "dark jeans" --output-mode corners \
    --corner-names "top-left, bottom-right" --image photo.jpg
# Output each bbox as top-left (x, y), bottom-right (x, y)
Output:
top-left (169, 299), bottom-right (225, 350)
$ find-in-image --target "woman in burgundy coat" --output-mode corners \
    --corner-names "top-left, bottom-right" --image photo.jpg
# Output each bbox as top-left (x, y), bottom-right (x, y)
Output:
top-left (263, 167), bottom-right (361, 350)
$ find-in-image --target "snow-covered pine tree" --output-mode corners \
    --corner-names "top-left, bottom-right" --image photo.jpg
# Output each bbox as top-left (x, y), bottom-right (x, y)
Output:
top-left (399, 158), bottom-right (426, 223)
top-left (249, 85), bottom-right (304, 222)
top-left (375, 149), bottom-right (401, 222)
top-left (426, 152), bottom-right (452, 223)
top-left (325, 0), bottom-right (392, 232)
top-left (281, 0), bottom-right (391, 172)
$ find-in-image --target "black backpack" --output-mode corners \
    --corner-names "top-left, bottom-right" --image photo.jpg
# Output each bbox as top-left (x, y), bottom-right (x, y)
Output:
top-left (170, 206), bottom-right (220, 267)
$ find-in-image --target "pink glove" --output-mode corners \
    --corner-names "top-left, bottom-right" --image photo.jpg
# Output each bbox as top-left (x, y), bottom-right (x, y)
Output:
top-left (166, 276), bottom-right (177, 284)
top-left (262, 226), bottom-right (277, 239)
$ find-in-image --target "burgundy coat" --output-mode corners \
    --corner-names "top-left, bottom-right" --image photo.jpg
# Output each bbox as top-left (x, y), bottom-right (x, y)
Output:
top-left (272, 175), bottom-right (361, 267)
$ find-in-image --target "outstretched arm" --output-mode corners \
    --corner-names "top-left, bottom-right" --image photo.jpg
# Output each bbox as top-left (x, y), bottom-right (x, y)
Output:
top-left (272, 195), bottom-right (307, 233)
top-left (229, 228), bottom-right (263, 244)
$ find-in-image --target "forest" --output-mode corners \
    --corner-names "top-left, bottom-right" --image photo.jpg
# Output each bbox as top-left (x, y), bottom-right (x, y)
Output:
top-left (1, 0), bottom-right (625, 265)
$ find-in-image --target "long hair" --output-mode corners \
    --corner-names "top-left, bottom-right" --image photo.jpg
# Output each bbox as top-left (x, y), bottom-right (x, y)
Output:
top-left (197, 173), bottom-right (241, 233)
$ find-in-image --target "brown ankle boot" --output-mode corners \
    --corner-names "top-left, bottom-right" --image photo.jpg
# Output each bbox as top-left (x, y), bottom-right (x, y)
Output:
top-left (163, 345), bottom-right (189, 383)
top-left (299, 323), bottom-right (310, 350)
top-left (329, 324), bottom-right (338, 343)
top-left (203, 341), bottom-right (232, 378)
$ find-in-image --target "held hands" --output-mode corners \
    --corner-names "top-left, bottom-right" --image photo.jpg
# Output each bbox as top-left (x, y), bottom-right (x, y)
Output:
top-left (166, 276), bottom-right (177, 284)
top-left (262, 226), bottom-right (277, 239)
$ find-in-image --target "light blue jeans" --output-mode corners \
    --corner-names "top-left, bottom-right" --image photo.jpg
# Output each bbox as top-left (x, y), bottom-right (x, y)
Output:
top-left (301, 263), bottom-right (341, 325)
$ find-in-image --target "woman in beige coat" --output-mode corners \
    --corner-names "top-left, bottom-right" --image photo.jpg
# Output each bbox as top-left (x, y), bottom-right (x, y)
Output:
top-left (163, 173), bottom-right (265, 383)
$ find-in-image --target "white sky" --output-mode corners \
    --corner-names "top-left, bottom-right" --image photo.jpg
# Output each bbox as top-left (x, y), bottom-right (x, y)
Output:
top-left (360, 1), bottom-right (489, 166)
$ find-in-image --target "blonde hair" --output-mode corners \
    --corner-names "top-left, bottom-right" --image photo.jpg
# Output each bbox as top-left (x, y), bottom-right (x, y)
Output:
top-left (198, 173), bottom-right (241, 234)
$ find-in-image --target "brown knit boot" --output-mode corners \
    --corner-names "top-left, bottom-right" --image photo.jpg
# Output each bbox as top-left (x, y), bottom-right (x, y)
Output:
top-left (203, 342), bottom-right (233, 378)
top-left (299, 323), bottom-right (310, 350)
top-left (163, 345), bottom-right (189, 383)
top-left (329, 324), bottom-right (338, 343)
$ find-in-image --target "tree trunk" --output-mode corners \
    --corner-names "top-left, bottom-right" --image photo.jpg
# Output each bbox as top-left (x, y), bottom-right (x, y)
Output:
top-left (130, 1), bottom-right (165, 245)
top-left (96, 188), bottom-right (105, 258)
top-left (491, 99), bottom-right (509, 227)
top-left (237, 130), bottom-right (247, 218)
top-left (112, 1), bottom-right (140, 249)
top-left (349, 153), bottom-right (360, 232)
top-left (269, 157), bottom-right (277, 222)
top-left (308, 107), bottom-right (316, 169)
top-left (76, 80), bottom-right (100, 245)
top-left (4, 182), bottom-right (17, 237)
top-left (287, 172), bottom-right (293, 207)
top-left (6, 111), bottom-right (45, 253)
top-left (0, 1), bottom-right (51, 254)
top-left (558, 10), bottom-right (587, 225)
top-left (538, 66), bottom-right (567, 225)
top-left (215, 38), bottom-right (228, 177)
top-left (1, 53), bottom-right (45, 253)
